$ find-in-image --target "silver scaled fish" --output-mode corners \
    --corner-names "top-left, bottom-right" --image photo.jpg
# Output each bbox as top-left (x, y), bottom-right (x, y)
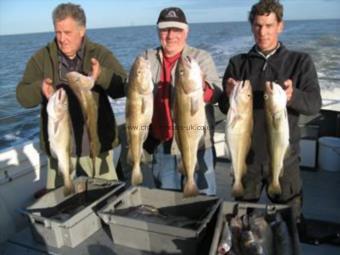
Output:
top-left (47, 88), bottom-right (74, 195)
top-left (225, 80), bottom-right (253, 197)
top-left (126, 56), bottom-right (153, 185)
top-left (264, 81), bottom-right (290, 197)
top-left (174, 56), bottom-right (206, 197)
top-left (66, 72), bottom-right (99, 176)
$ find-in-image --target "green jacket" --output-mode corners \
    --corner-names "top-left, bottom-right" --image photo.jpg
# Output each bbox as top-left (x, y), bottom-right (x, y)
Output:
top-left (16, 36), bottom-right (127, 155)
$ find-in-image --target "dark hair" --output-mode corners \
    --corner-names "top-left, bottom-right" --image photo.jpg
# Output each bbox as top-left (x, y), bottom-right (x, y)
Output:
top-left (52, 3), bottom-right (86, 27)
top-left (248, 0), bottom-right (283, 24)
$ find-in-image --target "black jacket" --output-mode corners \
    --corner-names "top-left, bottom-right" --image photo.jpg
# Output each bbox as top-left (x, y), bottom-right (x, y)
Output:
top-left (219, 43), bottom-right (322, 164)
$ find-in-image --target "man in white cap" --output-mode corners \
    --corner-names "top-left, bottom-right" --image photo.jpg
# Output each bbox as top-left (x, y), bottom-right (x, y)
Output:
top-left (134, 7), bottom-right (222, 195)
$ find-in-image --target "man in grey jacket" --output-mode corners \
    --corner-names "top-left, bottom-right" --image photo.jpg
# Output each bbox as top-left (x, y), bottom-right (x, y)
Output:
top-left (137, 7), bottom-right (222, 195)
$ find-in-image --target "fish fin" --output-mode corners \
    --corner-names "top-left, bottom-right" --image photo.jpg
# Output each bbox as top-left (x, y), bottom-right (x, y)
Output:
top-left (177, 159), bottom-right (185, 174)
top-left (224, 142), bottom-right (231, 160)
top-left (284, 145), bottom-right (291, 160)
top-left (140, 149), bottom-right (146, 163)
top-left (183, 179), bottom-right (199, 197)
top-left (127, 148), bottom-right (132, 164)
top-left (141, 97), bottom-right (146, 114)
top-left (91, 156), bottom-right (96, 177)
top-left (272, 111), bottom-right (282, 129)
top-left (227, 108), bottom-right (240, 128)
top-left (140, 148), bottom-right (152, 164)
top-left (190, 96), bottom-right (200, 115)
top-left (63, 175), bottom-right (74, 196)
top-left (53, 120), bottom-right (61, 135)
top-left (131, 163), bottom-right (143, 185)
top-left (229, 115), bottom-right (241, 128)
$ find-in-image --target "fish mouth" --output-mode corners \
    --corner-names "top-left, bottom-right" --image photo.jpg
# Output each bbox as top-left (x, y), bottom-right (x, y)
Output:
top-left (58, 89), bottom-right (62, 100)
top-left (57, 88), bottom-right (65, 100)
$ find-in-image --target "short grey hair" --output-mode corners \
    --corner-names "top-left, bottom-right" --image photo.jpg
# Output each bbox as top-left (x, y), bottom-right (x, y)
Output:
top-left (52, 3), bottom-right (86, 27)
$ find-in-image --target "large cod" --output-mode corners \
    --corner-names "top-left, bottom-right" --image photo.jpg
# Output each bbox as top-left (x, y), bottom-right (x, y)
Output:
top-left (66, 72), bottom-right (99, 176)
top-left (174, 56), bottom-right (206, 197)
top-left (264, 81), bottom-right (290, 197)
top-left (225, 80), bottom-right (253, 198)
top-left (47, 88), bottom-right (74, 195)
top-left (126, 56), bottom-right (153, 185)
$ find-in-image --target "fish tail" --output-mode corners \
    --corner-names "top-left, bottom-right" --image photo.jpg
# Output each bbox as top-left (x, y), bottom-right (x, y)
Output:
top-left (177, 160), bottom-right (185, 174)
top-left (268, 181), bottom-right (282, 197)
top-left (183, 178), bottom-right (199, 197)
top-left (131, 163), bottom-right (143, 185)
top-left (232, 181), bottom-right (244, 198)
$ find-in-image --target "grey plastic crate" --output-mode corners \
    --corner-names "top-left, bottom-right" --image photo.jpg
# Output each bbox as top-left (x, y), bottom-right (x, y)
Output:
top-left (23, 177), bottom-right (125, 248)
top-left (209, 201), bottom-right (300, 255)
top-left (98, 186), bottom-right (222, 254)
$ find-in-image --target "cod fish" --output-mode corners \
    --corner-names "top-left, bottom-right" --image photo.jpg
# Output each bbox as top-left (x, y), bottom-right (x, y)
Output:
top-left (66, 71), bottom-right (99, 176)
top-left (174, 56), bottom-right (206, 197)
top-left (240, 215), bottom-right (265, 255)
top-left (249, 212), bottom-right (274, 255)
top-left (264, 82), bottom-right (290, 197)
top-left (47, 88), bottom-right (74, 195)
top-left (225, 80), bottom-right (253, 197)
top-left (217, 220), bottom-right (232, 254)
top-left (126, 56), bottom-right (153, 185)
top-left (268, 212), bottom-right (293, 255)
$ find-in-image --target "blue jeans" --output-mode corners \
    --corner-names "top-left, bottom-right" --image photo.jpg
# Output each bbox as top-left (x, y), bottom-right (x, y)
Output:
top-left (152, 145), bottom-right (216, 195)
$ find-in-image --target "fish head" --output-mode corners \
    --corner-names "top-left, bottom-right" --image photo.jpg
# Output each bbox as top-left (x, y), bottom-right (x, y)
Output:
top-left (129, 56), bottom-right (153, 94)
top-left (175, 56), bottom-right (202, 94)
top-left (47, 88), bottom-right (68, 119)
top-left (234, 80), bottom-right (253, 108)
top-left (66, 71), bottom-right (95, 90)
top-left (264, 81), bottom-right (287, 113)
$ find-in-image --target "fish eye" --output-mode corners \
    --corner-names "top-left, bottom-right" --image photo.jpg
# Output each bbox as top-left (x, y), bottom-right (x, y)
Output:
top-left (264, 94), bottom-right (268, 100)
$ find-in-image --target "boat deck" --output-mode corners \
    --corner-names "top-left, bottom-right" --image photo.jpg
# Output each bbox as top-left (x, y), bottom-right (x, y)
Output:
top-left (1, 109), bottom-right (340, 254)
top-left (1, 157), bottom-right (340, 255)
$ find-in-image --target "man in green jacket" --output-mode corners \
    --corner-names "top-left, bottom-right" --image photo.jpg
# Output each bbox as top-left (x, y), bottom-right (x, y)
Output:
top-left (16, 3), bottom-right (127, 190)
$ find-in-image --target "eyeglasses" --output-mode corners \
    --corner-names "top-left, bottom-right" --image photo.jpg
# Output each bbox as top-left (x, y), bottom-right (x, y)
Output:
top-left (159, 28), bottom-right (184, 34)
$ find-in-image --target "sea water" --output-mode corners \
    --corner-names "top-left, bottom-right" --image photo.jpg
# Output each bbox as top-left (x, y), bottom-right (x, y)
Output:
top-left (0, 20), bottom-right (339, 149)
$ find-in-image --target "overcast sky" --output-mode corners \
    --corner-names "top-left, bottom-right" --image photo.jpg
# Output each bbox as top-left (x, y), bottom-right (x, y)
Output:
top-left (0, 0), bottom-right (339, 35)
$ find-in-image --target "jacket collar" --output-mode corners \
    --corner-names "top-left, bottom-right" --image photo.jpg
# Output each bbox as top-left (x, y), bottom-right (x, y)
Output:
top-left (248, 42), bottom-right (286, 59)
top-left (157, 44), bottom-right (190, 62)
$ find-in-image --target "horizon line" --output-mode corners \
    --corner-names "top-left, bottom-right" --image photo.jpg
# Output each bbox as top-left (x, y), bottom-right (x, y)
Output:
top-left (1, 17), bottom-right (339, 37)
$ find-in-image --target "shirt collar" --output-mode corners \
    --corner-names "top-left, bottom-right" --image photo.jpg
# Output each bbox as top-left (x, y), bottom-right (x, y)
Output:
top-left (255, 42), bottom-right (281, 59)
top-left (57, 39), bottom-right (85, 61)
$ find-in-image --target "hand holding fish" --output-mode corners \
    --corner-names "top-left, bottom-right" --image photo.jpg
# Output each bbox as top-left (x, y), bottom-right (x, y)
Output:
top-left (283, 79), bottom-right (293, 102)
top-left (90, 58), bottom-right (101, 82)
top-left (225, 77), bottom-right (238, 97)
top-left (42, 78), bottom-right (55, 99)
